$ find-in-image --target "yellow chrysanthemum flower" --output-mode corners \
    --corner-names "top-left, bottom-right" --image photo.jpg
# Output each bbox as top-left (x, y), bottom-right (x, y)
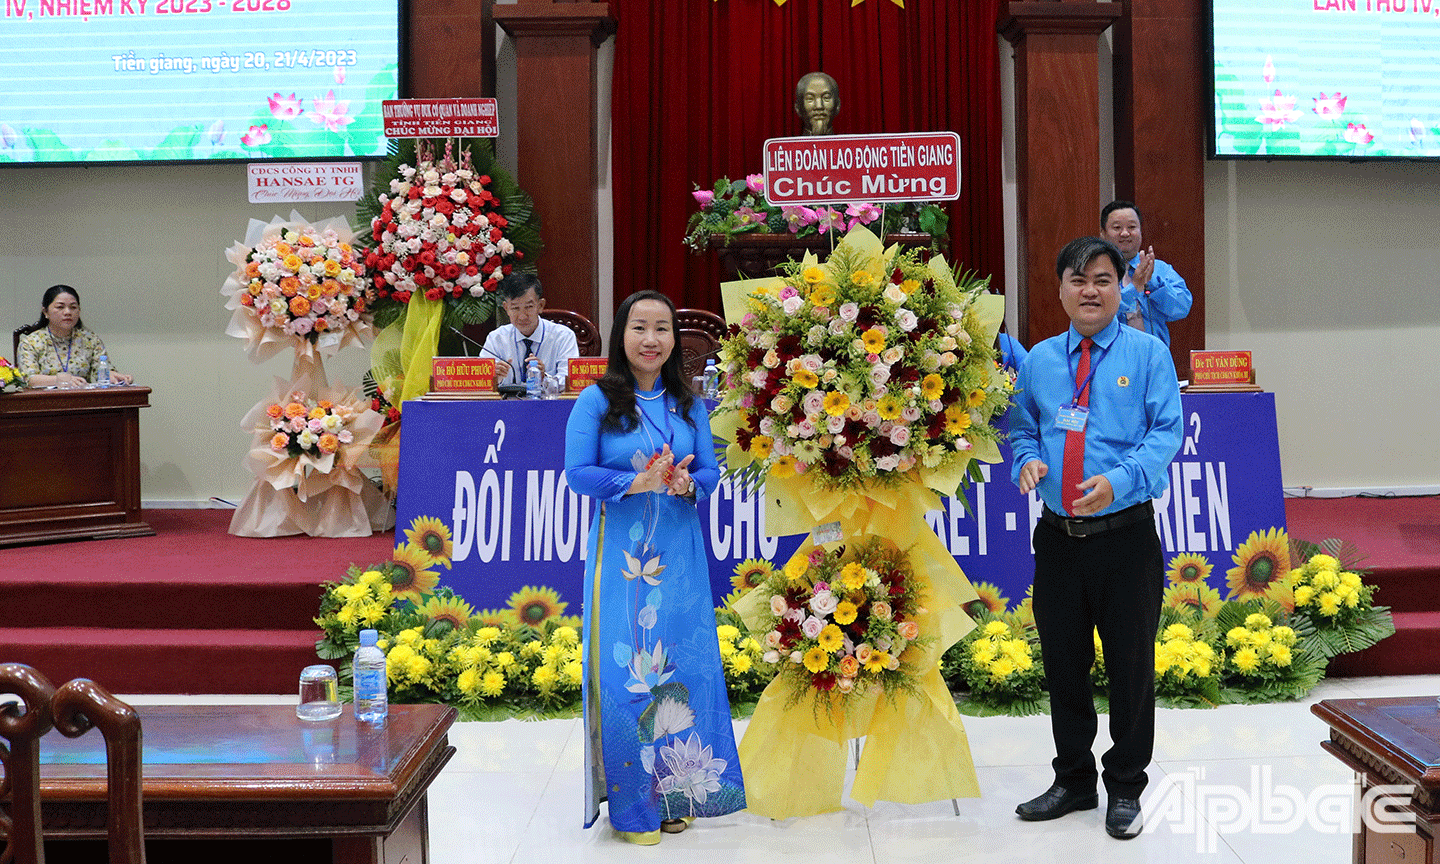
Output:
top-left (532, 665), bottom-right (558, 689)
top-left (457, 668), bottom-right (481, 695)
top-left (717, 624), bottom-right (741, 642)
top-left (1162, 623), bottom-right (1194, 641)
top-left (839, 562), bottom-right (866, 591)
top-left (803, 646), bottom-right (830, 673)
top-left (1309, 554), bottom-right (1339, 570)
top-left (729, 653), bottom-right (754, 674)
top-left (823, 391), bottom-right (850, 416)
top-left (783, 557), bottom-right (808, 583)
top-left (1245, 613), bottom-right (1272, 629)
top-left (563, 660), bottom-right (583, 686)
top-left (480, 670), bottom-right (505, 696)
top-left (861, 328), bottom-right (886, 353)
top-left (1318, 593), bottom-right (1342, 615)
top-left (817, 624), bottom-right (844, 653)
top-left (1232, 647), bottom-right (1260, 673)
top-left (983, 620), bottom-right (1009, 637)
top-left (989, 657), bottom-right (1016, 679)
top-left (876, 395), bottom-right (902, 420)
top-left (494, 651), bottom-right (516, 669)
top-left (1293, 585), bottom-right (1315, 607)
top-left (718, 639), bottom-right (736, 658)
top-left (552, 626), bottom-right (579, 646)
top-left (793, 368), bottom-right (820, 388)
top-left (971, 640), bottom-right (997, 661)
top-left (1268, 644), bottom-right (1293, 667)
top-left (920, 373), bottom-right (945, 401)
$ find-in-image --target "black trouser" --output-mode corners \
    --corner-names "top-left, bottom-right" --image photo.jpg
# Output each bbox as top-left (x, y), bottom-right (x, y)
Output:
top-left (1031, 513), bottom-right (1164, 800)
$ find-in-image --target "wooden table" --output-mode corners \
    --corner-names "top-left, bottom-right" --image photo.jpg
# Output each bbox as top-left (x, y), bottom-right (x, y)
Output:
top-left (0, 385), bottom-right (153, 546)
top-left (1312, 696), bottom-right (1440, 864)
top-left (34, 703), bottom-right (457, 864)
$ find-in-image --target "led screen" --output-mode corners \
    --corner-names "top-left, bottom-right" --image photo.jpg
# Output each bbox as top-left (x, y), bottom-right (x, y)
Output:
top-left (1212, 0), bottom-right (1440, 158)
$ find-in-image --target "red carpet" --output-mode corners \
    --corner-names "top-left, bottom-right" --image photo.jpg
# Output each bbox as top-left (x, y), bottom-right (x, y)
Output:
top-left (1285, 495), bottom-right (1440, 676)
top-left (3, 499), bottom-right (1436, 692)
top-left (0, 509), bottom-right (393, 694)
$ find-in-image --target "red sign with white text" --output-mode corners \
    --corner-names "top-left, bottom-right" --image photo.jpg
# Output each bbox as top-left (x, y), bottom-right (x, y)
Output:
top-left (432, 357), bottom-right (496, 392)
top-left (383, 99), bottom-right (499, 138)
top-left (762, 132), bottom-right (962, 206)
top-left (567, 357), bottom-right (609, 392)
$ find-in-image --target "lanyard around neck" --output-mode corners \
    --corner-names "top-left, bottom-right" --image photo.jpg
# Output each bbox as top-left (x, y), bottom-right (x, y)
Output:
top-left (49, 331), bottom-right (74, 374)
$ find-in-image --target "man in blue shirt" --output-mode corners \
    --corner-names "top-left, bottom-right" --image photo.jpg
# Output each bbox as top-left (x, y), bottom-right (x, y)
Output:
top-left (1009, 237), bottom-right (1183, 840)
top-left (1101, 200), bottom-right (1192, 348)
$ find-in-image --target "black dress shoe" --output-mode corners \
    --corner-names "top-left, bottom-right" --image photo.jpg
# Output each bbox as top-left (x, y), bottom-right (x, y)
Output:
top-left (1015, 784), bottom-right (1099, 821)
top-left (1105, 797), bottom-right (1143, 839)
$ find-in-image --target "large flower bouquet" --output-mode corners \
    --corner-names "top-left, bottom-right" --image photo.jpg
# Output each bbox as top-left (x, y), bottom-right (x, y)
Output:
top-left (715, 228), bottom-right (1009, 491)
top-left (1284, 539), bottom-right (1394, 659)
top-left (262, 392), bottom-right (360, 461)
top-left (355, 139), bottom-right (543, 334)
top-left (221, 213), bottom-right (375, 363)
top-left (747, 539), bottom-right (927, 709)
top-left (684, 174), bottom-right (950, 253)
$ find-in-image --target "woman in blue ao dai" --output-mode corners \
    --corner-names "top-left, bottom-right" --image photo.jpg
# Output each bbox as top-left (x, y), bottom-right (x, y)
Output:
top-left (564, 290), bottom-right (746, 844)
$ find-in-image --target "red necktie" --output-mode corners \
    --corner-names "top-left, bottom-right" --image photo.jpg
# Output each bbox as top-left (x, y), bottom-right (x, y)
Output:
top-left (1061, 337), bottom-right (1093, 517)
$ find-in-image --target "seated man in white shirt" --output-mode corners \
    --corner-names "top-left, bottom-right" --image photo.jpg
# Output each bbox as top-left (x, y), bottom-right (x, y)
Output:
top-left (482, 273), bottom-right (580, 392)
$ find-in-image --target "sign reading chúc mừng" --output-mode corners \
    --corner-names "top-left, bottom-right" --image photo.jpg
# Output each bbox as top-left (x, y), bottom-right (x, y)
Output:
top-left (382, 99), bottom-right (499, 138)
top-left (762, 132), bottom-right (962, 206)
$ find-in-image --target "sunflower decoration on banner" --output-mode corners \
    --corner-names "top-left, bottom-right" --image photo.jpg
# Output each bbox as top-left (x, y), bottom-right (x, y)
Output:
top-left (221, 211), bottom-right (376, 387)
top-left (716, 224), bottom-right (1009, 818)
top-left (355, 137), bottom-right (543, 404)
top-left (1225, 526), bottom-right (1293, 609)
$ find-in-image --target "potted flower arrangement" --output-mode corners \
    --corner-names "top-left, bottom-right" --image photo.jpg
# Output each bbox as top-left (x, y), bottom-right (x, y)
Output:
top-left (1285, 540), bottom-right (1394, 659)
top-left (684, 174), bottom-right (951, 255)
top-left (0, 358), bottom-right (23, 393)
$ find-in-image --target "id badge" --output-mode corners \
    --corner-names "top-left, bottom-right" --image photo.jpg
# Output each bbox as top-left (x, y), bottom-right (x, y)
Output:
top-left (1056, 405), bottom-right (1089, 432)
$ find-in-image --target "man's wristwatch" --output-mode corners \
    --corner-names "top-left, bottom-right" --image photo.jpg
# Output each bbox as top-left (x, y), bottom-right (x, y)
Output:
top-left (685, 478), bottom-right (696, 497)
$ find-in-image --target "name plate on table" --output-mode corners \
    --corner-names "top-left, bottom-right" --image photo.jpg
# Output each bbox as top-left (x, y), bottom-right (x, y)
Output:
top-left (1189, 350), bottom-right (1259, 391)
top-left (567, 357), bottom-right (608, 392)
top-left (432, 357), bottom-right (495, 392)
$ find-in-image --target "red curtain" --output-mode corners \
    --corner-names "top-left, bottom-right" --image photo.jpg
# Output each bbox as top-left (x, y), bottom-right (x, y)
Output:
top-left (610, 0), bottom-right (1005, 315)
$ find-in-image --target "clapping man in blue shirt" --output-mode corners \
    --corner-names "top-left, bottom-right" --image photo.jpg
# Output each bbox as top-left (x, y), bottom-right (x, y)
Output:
top-left (1101, 200), bottom-right (1192, 348)
top-left (1009, 237), bottom-right (1183, 840)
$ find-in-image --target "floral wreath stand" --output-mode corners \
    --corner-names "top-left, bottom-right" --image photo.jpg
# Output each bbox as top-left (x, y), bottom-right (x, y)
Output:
top-left (221, 211), bottom-right (389, 538)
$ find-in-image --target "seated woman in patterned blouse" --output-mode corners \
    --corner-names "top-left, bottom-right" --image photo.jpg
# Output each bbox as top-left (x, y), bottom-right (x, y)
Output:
top-left (17, 285), bottom-right (133, 387)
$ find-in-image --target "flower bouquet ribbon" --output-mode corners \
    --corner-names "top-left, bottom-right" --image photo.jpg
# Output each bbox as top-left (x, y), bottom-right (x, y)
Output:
top-left (708, 225), bottom-right (1010, 817)
top-left (229, 379), bottom-right (388, 538)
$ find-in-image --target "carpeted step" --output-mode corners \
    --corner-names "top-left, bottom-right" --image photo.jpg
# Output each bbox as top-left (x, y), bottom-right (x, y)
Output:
top-left (1326, 611), bottom-right (1440, 678)
top-left (2, 576), bottom-right (327, 631)
top-left (0, 627), bottom-right (324, 694)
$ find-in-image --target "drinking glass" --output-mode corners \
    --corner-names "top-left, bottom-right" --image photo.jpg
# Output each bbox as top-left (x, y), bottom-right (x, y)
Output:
top-left (297, 664), bottom-right (342, 721)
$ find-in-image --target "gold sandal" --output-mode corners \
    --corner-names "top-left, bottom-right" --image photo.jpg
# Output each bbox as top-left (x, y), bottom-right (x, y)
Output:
top-left (617, 829), bottom-right (661, 845)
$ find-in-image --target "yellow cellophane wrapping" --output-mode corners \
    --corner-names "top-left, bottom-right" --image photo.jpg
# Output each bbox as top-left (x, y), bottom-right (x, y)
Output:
top-left (735, 473), bottom-right (982, 817)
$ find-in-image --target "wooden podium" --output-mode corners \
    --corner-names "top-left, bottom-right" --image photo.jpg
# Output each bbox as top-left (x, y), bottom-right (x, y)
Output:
top-left (0, 386), bottom-right (153, 546)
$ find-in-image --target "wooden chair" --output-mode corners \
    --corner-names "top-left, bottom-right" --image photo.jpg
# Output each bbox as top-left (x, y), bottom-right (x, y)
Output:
top-left (459, 309), bottom-right (603, 361)
top-left (675, 308), bottom-right (727, 341)
top-left (678, 328), bottom-right (720, 384)
top-left (11, 323), bottom-right (40, 365)
top-left (540, 309), bottom-right (602, 357)
top-left (0, 664), bottom-right (145, 864)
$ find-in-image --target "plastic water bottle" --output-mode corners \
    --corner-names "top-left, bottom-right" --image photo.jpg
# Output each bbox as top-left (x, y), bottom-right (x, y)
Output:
top-left (701, 358), bottom-right (720, 400)
top-left (525, 355), bottom-right (542, 400)
top-left (94, 355), bottom-right (110, 387)
top-left (353, 629), bottom-right (388, 724)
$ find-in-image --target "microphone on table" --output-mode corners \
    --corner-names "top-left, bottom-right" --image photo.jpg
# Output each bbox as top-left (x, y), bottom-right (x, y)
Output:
top-left (447, 326), bottom-right (529, 397)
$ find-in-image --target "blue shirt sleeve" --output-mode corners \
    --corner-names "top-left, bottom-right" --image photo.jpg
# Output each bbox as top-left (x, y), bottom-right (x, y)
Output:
top-left (563, 386), bottom-right (635, 503)
top-left (685, 397), bottom-right (720, 501)
top-left (1008, 351), bottom-right (1044, 482)
top-left (1099, 339), bottom-right (1184, 506)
